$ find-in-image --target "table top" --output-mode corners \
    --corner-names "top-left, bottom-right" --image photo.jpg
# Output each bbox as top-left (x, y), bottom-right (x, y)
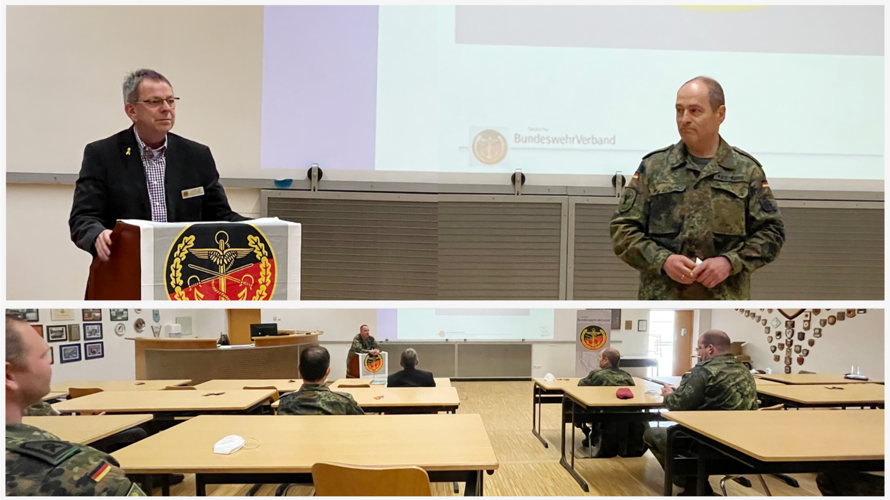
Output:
top-left (52, 389), bottom-right (276, 414)
top-left (755, 373), bottom-right (883, 385)
top-left (50, 380), bottom-right (192, 393)
top-left (756, 383), bottom-right (885, 405)
top-left (665, 410), bottom-right (884, 462)
top-left (194, 379), bottom-right (305, 393)
top-left (534, 376), bottom-right (657, 392)
top-left (113, 414), bottom-right (499, 474)
top-left (42, 391), bottom-right (67, 401)
top-left (273, 386), bottom-right (460, 409)
top-left (563, 384), bottom-right (664, 408)
top-left (649, 376), bottom-right (783, 387)
top-left (22, 414), bottom-right (152, 444)
top-left (329, 378), bottom-right (452, 389)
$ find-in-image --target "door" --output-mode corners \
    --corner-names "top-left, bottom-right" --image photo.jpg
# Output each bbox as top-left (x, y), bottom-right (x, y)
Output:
top-left (672, 310), bottom-right (695, 375)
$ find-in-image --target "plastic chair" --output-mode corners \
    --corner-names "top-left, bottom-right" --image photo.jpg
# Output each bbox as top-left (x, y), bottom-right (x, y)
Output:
top-left (311, 462), bottom-right (432, 496)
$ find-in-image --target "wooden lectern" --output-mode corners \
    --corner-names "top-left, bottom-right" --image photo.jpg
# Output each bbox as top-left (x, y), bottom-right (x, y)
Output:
top-left (86, 218), bottom-right (301, 300)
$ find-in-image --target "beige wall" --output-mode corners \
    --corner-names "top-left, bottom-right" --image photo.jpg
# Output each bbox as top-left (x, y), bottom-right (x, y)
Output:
top-left (6, 184), bottom-right (261, 300)
top-left (6, 6), bottom-right (263, 177)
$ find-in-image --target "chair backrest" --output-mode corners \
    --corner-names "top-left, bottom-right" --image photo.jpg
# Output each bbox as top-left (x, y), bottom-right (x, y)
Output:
top-left (163, 385), bottom-right (196, 390)
top-left (68, 387), bottom-right (103, 399)
top-left (798, 370), bottom-right (816, 374)
top-left (244, 386), bottom-right (279, 402)
top-left (311, 462), bottom-right (432, 496)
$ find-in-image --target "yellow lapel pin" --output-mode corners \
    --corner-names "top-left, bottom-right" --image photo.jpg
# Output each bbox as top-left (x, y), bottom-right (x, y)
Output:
top-left (126, 147), bottom-right (131, 156)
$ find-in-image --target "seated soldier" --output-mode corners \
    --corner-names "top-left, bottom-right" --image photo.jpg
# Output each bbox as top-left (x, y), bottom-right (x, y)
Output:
top-left (6, 317), bottom-right (145, 496)
top-left (643, 330), bottom-right (757, 496)
top-left (576, 348), bottom-right (645, 456)
top-left (387, 349), bottom-right (436, 388)
top-left (278, 345), bottom-right (365, 415)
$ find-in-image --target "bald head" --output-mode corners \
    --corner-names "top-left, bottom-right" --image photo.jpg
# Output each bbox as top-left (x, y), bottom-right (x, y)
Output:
top-left (600, 347), bottom-right (620, 369)
top-left (697, 330), bottom-right (732, 361)
top-left (680, 76), bottom-right (725, 112)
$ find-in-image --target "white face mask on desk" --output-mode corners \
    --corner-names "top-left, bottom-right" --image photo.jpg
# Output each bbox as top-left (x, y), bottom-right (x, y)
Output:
top-left (213, 435), bottom-right (245, 455)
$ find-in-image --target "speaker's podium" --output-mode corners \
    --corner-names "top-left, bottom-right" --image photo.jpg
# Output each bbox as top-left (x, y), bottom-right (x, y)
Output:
top-left (86, 218), bottom-right (301, 300)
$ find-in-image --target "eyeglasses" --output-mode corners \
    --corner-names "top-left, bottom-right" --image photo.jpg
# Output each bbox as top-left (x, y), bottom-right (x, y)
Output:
top-left (134, 97), bottom-right (180, 108)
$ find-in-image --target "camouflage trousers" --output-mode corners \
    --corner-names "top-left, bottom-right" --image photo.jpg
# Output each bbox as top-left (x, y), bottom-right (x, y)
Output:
top-left (817, 471), bottom-right (884, 496)
top-left (642, 426), bottom-right (696, 487)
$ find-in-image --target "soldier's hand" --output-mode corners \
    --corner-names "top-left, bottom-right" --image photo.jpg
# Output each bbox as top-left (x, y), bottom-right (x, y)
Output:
top-left (95, 229), bottom-right (113, 262)
top-left (661, 385), bottom-right (675, 397)
top-left (663, 255), bottom-right (697, 285)
top-left (692, 257), bottom-right (732, 289)
top-left (370, 349), bottom-right (380, 356)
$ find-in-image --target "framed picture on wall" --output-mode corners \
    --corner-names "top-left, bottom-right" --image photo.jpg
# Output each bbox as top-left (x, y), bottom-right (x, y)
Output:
top-left (611, 309), bottom-right (621, 330)
top-left (67, 324), bottom-right (81, 342)
top-left (59, 344), bottom-right (81, 363)
top-left (7, 309), bottom-right (39, 322)
top-left (638, 320), bottom-right (648, 332)
top-left (82, 309), bottom-right (102, 322)
top-left (32, 325), bottom-right (43, 338)
top-left (110, 309), bottom-right (128, 321)
top-left (47, 325), bottom-right (67, 342)
top-left (50, 309), bottom-right (76, 321)
top-left (83, 323), bottom-right (103, 340)
top-left (49, 347), bottom-right (54, 365)
top-left (84, 342), bottom-right (104, 360)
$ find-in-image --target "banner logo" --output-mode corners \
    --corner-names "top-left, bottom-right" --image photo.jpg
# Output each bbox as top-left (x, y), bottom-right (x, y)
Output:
top-left (165, 224), bottom-right (276, 301)
top-left (579, 325), bottom-right (608, 351)
top-left (472, 129), bottom-right (508, 165)
top-left (363, 354), bottom-right (384, 373)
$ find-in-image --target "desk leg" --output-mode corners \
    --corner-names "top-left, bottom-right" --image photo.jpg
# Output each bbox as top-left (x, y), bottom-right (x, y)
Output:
top-left (531, 385), bottom-right (548, 448)
top-left (141, 475), bottom-right (154, 496)
top-left (557, 396), bottom-right (589, 492)
top-left (696, 446), bottom-right (708, 496)
top-left (664, 425), bottom-right (676, 496)
top-left (196, 474), bottom-right (206, 496)
top-left (453, 482), bottom-right (460, 493)
top-left (161, 474), bottom-right (170, 496)
top-left (464, 471), bottom-right (478, 496)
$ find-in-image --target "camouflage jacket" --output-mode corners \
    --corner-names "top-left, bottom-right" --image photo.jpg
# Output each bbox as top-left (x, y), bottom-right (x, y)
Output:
top-left (277, 384), bottom-right (365, 416)
top-left (22, 402), bottom-right (58, 417)
top-left (346, 334), bottom-right (379, 365)
top-left (663, 354), bottom-right (757, 411)
top-left (6, 423), bottom-right (144, 496)
top-left (610, 138), bottom-right (785, 300)
top-left (578, 366), bottom-right (635, 387)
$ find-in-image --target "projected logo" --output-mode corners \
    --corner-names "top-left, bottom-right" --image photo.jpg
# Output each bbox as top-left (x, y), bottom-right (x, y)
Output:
top-left (363, 354), bottom-right (384, 373)
top-left (472, 129), bottom-right (509, 165)
top-left (165, 224), bottom-right (277, 301)
top-left (579, 325), bottom-right (608, 351)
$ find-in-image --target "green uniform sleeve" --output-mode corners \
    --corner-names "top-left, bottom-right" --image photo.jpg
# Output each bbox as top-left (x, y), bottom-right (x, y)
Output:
top-left (350, 335), bottom-right (364, 355)
top-left (721, 167), bottom-right (785, 275)
top-left (369, 337), bottom-right (379, 351)
top-left (23, 401), bottom-right (59, 416)
top-left (663, 369), bottom-right (707, 411)
top-left (610, 164), bottom-right (673, 275)
top-left (578, 372), bottom-right (597, 387)
top-left (344, 393), bottom-right (366, 416)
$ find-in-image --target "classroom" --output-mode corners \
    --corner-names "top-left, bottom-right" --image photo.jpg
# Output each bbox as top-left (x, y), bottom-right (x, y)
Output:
top-left (6, 307), bottom-right (883, 496)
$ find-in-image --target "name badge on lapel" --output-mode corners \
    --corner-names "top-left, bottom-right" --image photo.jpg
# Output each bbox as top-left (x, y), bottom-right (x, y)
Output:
top-left (182, 187), bottom-right (205, 199)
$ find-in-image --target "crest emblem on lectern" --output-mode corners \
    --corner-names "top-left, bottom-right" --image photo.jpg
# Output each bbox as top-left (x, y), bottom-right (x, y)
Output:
top-left (579, 325), bottom-right (608, 351)
top-left (363, 354), bottom-right (384, 374)
top-left (164, 224), bottom-right (277, 301)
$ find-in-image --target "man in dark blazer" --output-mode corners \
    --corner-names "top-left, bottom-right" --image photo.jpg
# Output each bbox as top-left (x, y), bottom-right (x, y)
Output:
top-left (69, 69), bottom-right (245, 261)
top-left (387, 348), bottom-right (436, 388)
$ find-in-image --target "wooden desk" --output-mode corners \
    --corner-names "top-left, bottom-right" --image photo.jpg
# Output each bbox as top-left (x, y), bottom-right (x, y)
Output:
top-left (648, 375), bottom-right (783, 388)
top-left (757, 383), bottom-right (884, 408)
top-left (193, 379), bottom-right (304, 394)
top-left (329, 377), bottom-right (452, 389)
top-left (114, 414), bottom-right (499, 496)
top-left (252, 331), bottom-right (322, 347)
top-left (52, 390), bottom-right (276, 415)
top-left (560, 384), bottom-right (666, 492)
top-left (42, 391), bottom-right (67, 401)
top-left (273, 386), bottom-right (461, 414)
top-left (755, 373), bottom-right (883, 385)
top-left (50, 379), bottom-right (191, 393)
top-left (22, 414), bottom-right (152, 444)
top-left (531, 377), bottom-right (657, 449)
top-left (663, 410), bottom-right (884, 495)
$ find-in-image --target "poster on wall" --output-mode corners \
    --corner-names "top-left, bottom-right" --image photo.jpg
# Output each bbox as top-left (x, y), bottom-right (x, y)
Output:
top-left (575, 309), bottom-right (612, 377)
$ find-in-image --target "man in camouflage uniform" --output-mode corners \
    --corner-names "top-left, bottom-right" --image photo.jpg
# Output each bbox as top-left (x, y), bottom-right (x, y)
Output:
top-left (278, 345), bottom-right (365, 416)
top-left (576, 348), bottom-right (643, 452)
top-left (611, 76), bottom-right (785, 300)
top-left (346, 324), bottom-right (380, 377)
top-left (5, 317), bottom-right (145, 496)
top-left (643, 330), bottom-right (757, 495)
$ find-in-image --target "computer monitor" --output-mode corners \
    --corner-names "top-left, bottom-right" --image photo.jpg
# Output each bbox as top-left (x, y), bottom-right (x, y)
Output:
top-left (250, 323), bottom-right (279, 338)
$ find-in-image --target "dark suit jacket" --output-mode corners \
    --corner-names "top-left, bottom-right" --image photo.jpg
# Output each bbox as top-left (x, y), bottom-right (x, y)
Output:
top-left (69, 126), bottom-right (246, 256)
top-left (387, 366), bottom-right (436, 388)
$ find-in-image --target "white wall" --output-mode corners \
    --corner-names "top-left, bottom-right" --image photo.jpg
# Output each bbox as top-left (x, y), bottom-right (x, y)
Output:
top-left (6, 184), bottom-right (262, 300)
top-left (710, 309), bottom-right (883, 377)
top-left (30, 308), bottom-right (203, 383)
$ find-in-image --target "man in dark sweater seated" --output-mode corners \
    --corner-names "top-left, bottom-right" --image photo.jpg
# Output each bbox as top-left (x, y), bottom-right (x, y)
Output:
top-left (387, 348), bottom-right (436, 387)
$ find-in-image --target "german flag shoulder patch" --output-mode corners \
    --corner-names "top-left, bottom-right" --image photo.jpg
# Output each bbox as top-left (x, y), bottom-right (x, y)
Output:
top-left (90, 461), bottom-right (112, 482)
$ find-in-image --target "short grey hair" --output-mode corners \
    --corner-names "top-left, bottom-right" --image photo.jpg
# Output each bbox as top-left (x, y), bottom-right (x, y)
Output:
top-left (401, 348), bottom-right (418, 368)
top-left (6, 316), bottom-right (28, 366)
top-left (682, 76), bottom-right (725, 111)
top-left (123, 69), bottom-right (172, 104)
